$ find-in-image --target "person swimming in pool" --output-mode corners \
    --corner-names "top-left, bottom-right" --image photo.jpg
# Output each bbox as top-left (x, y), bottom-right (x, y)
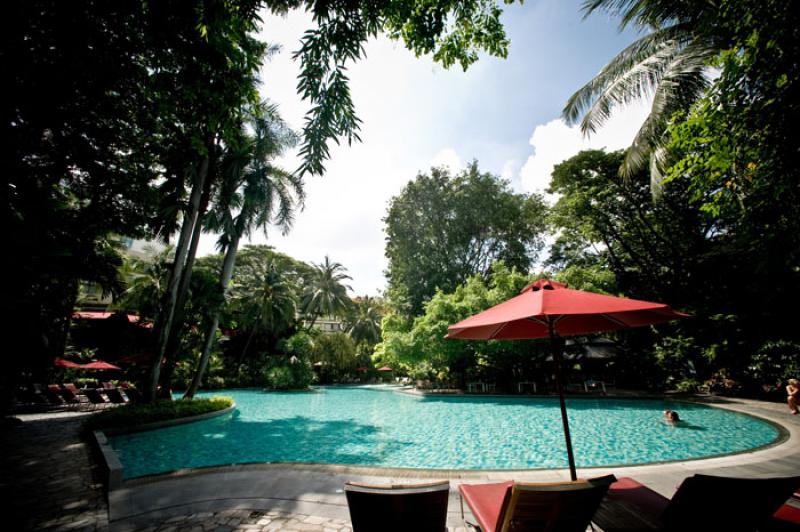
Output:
top-left (663, 409), bottom-right (681, 423)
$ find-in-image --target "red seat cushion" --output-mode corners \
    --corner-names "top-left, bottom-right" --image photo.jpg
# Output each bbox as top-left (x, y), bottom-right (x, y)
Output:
top-left (607, 477), bottom-right (670, 518)
top-left (459, 481), bottom-right (513, 532)
top-left (773, 503), bottom-right (800, 523)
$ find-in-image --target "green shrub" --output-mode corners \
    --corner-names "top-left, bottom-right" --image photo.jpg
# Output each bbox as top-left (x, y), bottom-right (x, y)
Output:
top-left (747, 340), bottom-right (800, 388)
top-left (705, 369), bottom-right (742, 395)
top-left (675, 378), bottom-right (701, 393)
top-left (265, 366), bottom-right (293, 389)
top-left (263, 359), bottom-right (315, 390)
top-left (203, 375), bottom-right (227, 389)
top-left (85, 396), bottom-right (234, 432)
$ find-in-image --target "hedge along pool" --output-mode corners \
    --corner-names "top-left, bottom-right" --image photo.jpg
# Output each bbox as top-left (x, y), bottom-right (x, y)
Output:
top-left (109, 386), bottom-right (781, 479)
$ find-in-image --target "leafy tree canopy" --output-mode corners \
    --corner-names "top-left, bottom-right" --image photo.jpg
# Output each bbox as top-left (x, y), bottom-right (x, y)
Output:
top-left (264, 0), bottom-right (522, 175)
top-left (375, 262), bottom-right (546, 388)
top-left (384, 162), bottom-right (548, 317)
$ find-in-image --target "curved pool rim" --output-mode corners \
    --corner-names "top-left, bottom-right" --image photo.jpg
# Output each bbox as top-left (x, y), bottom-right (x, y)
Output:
top-left (106, 388), bottom-right (791, 483)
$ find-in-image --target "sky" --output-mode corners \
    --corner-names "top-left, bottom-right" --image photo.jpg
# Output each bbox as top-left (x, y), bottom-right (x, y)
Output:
top-left (197, 0), bottom-right (651, 296)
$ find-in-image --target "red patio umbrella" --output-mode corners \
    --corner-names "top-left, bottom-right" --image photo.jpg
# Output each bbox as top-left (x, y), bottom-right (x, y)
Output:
top-left (53, 357), bottom-right (82, 368)
top-left (377, 366), bottom-right (394, 372)
top-left (72, 311), bottom-right (140, 323)
top-left (82, 360), bottom-right (121, 370)
top-left (447, 279), bottom-right (687, 480)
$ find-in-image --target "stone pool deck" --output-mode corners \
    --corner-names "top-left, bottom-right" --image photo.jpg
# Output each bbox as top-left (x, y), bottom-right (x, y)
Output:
top-left (2, 395), bottom-right (798, 531)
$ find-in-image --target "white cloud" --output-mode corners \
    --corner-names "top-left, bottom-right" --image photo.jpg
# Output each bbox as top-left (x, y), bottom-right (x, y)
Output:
top-left (518, 101), bottom-right (651, 196)
top-left (193, 5), bottom-right (646, 296)
top-left (429, 148), bottom-right (463, 172)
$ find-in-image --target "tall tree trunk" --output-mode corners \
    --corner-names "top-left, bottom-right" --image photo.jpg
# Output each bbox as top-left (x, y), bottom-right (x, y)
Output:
top-left (184, 232), bottom-right (241, 398)
top-left (147, 150), bottom-right (211, 402)
top-left (158, 177), bottom-right (213, 398)
top-left (240, 328), bottom-right (256, 364)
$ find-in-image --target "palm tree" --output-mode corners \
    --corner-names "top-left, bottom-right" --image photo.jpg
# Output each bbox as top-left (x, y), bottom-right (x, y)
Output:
top-left (233, 259), bottom-right (299, 361)
top-left (344, 296), bottom-right (382, 347)
top-left (563, 1), bottom-right (720, 183)
top-left (184, 102), bottom-right (302, 398)
top-left (116, 246), bottom-right (173, 320)
top-left (301, 256), bottom-right (353, 329)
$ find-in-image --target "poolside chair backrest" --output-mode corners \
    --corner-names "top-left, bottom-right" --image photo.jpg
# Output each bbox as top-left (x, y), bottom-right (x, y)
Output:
top-left (345, 480), bottom-right (450, 532)
top-left (63, 383), bottom-right (81, 395)
top-left (498, 474), bottom-right (616, 532)
top-left (123, 386), bottom-right (142, 402)
top-left (105, 387), bottom-right (128, 404)
top-left (45, 384), bottom-right (66, 404)
top-left (661, 474), bottom-right (800, 531)
top-left (84, 388), bottom-right (109, 404)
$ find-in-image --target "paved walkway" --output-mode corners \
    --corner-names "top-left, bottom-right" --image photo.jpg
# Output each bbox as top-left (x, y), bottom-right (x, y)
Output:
top-left (3, 395), bottom-right (798, 531)
top-left (0, 411), bottom-right (109, 531)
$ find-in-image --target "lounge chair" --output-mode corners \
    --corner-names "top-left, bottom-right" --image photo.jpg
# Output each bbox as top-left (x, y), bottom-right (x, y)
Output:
top-left (104, 387), bottom-right (129, 404)
top-left (83, 388), bottom-right (111, 409)
top-left (459, 474), bottom-right (616, 532)
top-left (36, 383), bottom-right (65, 407)
top-left (121, 386), bottom-right (142, 403)
top-left (47, 383), bottom-right (83, 408)
top-left (768, 495), bottom-right (800, 532)
top-left (345, 480), bottom-right (450, 532)
top-left (62, 383), bottom-right (91, 407)
top-left (595, 475), bottom-right (800, 531)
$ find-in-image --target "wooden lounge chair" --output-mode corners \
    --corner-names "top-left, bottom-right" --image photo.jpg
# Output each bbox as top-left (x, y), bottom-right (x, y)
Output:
top-left (345, 480), bottom-right (450, 532)
top-left (35, 383), bottom-right (65, 407)
top-left (121, 386), bottom-right (142, 403)
top-left (104, 387), bottom-right (129, 404)
top-left (459, 474), bottom-right (616, 532)
top-left (47, 383), bottom-right (82, 408)
top-left (62, 383), bottom-right (91, 407)
top-left (83, 388), bottom-right (111, 409)
top-left (594, 475), bottom-right (800, 531)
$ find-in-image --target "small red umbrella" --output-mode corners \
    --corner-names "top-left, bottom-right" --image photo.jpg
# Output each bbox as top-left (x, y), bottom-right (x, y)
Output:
top-left (447, 279), bottom-right (687, 480)
top-left (377, 366), bottom-right (393, 372)
top-left (82, 360), bottom-right (121, 370)
top-left (72, 311), bottom-right (140, 323)
top-left (53, 357), bottom-right (83, 368)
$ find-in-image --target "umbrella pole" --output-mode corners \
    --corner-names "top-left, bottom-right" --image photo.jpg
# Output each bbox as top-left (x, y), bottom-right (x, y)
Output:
top-left (549, 321), bottom-right (577, 481)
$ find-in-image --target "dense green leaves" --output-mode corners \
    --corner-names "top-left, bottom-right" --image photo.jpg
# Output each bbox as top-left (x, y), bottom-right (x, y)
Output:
top-left (85, 396), bottom-right (234, 432)
top-left (344, 296), bottom-right (384, 349)
top-left (376, 263), bottom-right (546, 388)
top-left (384, 162), bottom-right (548, 317)
top-left (565, 1), bottom-right (721, 179)
top-left (277, 0), bottom-right (522, 175)
top-left (548, 149), bottom-right (709, 306)
top-left (301, 256), bottom-right (354, 326)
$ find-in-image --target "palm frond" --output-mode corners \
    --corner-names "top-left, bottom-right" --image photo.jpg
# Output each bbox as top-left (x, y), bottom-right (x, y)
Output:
top-left (564, 24), bottom-right (692, 132)
top-left (621, 41), bottom-right (715, 175)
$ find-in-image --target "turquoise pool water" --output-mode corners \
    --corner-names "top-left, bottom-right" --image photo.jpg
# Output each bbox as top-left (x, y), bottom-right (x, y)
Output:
top-left (109, 386), bottom-right (780, 479)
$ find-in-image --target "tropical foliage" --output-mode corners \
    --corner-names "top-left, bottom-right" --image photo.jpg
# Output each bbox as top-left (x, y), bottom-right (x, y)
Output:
top-left (564, 0), bottom-right (721, 180)
top-left (5, 0), bottom-right (520, 408)
top-left (85, 396), bottom-right (234, 432)
top-left (301, 256), bottom-right (354, 328)
top-left (384, 162), bottom-right (548, 317)
top-left (376, 263), bottom-right (551, 389)
top-left (344, 296), bottom-right (384, 351)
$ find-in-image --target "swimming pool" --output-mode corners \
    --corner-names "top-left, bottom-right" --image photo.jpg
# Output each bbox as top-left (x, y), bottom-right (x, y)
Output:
top-left (109, 386), bottom-right (781, 479)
